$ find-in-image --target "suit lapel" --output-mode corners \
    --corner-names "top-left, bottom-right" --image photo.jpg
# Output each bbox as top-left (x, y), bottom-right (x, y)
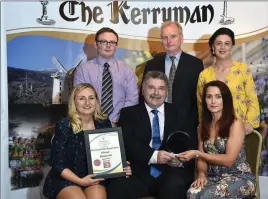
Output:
top-left (175, 51), bottom-right (186, 76)
top-left (177, 51), bottom-right (186, 67)
top-left (154, 54), bottom-right (166, 73)
top-left (163, 103), bottom-right (172, 141)
top-left (172, 51), bottom-right (188, 91)
top-left (138, 103), bottom-right (152, 140)
top-left (161, 54), bottom-right (166, 73)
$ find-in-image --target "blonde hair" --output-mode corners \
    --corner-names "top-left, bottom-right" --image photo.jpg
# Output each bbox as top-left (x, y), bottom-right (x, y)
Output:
top-left (68, 83), bottom-right (107, 133)
top-left (161, 21), bottom-right (183, 35)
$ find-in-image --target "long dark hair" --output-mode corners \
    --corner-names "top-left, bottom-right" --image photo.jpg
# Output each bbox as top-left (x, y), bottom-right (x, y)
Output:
top-left (201, 80), bottom-right (236, 141)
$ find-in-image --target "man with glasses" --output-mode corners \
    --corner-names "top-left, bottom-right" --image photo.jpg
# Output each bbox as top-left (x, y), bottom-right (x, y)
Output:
top-left (142, 21), bottom-right (204, 150)
top-left (74, 27), bottom-right (138, 126)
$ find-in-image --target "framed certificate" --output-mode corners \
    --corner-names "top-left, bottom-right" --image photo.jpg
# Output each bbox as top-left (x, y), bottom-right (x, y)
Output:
top-left (84, 127), bottom-right (127, 179)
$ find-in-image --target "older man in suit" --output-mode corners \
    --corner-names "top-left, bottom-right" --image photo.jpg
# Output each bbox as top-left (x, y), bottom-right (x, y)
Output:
top-left (107, 71), bottom-right (194, 199)
top-left (142, 21), bottom-right (204, 150)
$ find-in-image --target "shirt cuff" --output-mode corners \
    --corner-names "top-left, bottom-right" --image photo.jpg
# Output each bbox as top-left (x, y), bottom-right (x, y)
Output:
top-left (109, 114), bottom-right (119, 123)
top-left (149, 150), bottom-right (158, 164)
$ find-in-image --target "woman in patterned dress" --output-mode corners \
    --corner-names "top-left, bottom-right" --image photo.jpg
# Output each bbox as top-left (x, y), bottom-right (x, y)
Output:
top-left (43, 83), bottom-right (131, 199)
top-left (177, 80), bottom-right (256, 199)
top-left (197, 27), bottom-right (260, 134)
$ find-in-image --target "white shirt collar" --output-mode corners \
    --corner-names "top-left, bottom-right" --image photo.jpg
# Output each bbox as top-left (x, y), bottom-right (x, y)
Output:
top-left (144, 102), bottom-right (165, 115)
top-left (97, 56), bottom-right (116, 67)
top-left (165, 50), bottom-right (182, 61)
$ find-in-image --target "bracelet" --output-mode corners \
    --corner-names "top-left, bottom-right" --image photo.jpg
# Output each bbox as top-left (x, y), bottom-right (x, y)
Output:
top-left (195, 150), bottom-right (200, 159)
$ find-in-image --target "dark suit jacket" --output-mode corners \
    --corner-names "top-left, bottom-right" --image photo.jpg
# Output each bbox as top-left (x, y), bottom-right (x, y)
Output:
top-left (118, 102), bottom-right (183, 175)
top-left (142, 52), bottom-right (204, 148)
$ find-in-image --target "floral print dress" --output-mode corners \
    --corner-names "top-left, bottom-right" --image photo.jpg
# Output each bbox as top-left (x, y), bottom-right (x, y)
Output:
top-left (187, 137), bottom-right (256, 199)
top-left (197, 61), bottom-right (260, 128)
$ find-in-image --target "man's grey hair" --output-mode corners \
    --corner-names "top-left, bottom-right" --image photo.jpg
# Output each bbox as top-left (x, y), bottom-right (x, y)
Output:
top-left (142, 71), bottom-right (168, 89)
top-left (161, 21), bottom-right (183, 35)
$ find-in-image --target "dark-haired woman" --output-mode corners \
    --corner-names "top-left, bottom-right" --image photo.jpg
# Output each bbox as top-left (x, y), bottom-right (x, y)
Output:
top-left (197, 27), bottom-right (260, 134)
top-left (177, 80), bottom-right (256, 199)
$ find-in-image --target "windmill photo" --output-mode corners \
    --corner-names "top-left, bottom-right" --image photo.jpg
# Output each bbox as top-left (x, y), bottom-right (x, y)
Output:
top-left (51, 56), bottom-right (83, 104)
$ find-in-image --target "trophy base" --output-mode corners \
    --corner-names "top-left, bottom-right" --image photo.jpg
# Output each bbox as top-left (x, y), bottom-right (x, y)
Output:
top-left (36, 18), bottom-right (56, 25)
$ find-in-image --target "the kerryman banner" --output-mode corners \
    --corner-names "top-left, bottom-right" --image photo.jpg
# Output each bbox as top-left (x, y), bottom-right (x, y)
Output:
top-left (1, 1), bottom-right (268, 199)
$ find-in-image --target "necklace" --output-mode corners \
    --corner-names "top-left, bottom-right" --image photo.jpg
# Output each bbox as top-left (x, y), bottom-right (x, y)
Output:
top-left (216, 65), bottom-right (230, 72)
top-left (215, 62), bottom-right (233, 72)
top-left (220, 67), bottom-right (227, 72)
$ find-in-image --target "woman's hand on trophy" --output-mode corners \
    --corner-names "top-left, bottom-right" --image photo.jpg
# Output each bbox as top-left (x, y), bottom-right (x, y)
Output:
top-left (176, 150), bottom-right (199, 162)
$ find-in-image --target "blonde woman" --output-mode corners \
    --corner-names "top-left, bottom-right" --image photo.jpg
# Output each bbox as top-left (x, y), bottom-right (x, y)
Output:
top-left (43, 83), bottom-right (131, 199)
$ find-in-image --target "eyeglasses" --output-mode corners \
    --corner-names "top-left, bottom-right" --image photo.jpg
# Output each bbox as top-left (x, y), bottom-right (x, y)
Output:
top-left (97, 40), bottom-right (118, 46)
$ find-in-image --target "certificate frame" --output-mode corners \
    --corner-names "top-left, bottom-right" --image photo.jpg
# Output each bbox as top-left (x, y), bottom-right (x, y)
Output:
top-left (84, 127), bottom-right (127, 179)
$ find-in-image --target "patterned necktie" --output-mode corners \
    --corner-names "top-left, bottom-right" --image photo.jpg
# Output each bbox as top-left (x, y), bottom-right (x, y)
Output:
top-left (150, 109), bottom-right (161, 178)
top-left (101, 63), bottom-right (113, 115)
top-left (168, 56), bottom-right (176, 103)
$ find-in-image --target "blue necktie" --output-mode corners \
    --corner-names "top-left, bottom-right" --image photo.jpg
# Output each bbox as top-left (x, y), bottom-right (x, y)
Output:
top-left (150, 109), bottom-right (161, 178)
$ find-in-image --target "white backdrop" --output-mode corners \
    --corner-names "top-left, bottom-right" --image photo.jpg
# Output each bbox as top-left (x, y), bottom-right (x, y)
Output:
top-left (1, 1), bottom-right (268, 199)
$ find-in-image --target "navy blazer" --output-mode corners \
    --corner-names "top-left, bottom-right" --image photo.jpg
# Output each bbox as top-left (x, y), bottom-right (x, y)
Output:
top-left (142, 52), bottom-right (204, 148)
top-left (43, 117), bottom-right (111, 199)
top-left (118, 103), bottom-right (181, 175)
